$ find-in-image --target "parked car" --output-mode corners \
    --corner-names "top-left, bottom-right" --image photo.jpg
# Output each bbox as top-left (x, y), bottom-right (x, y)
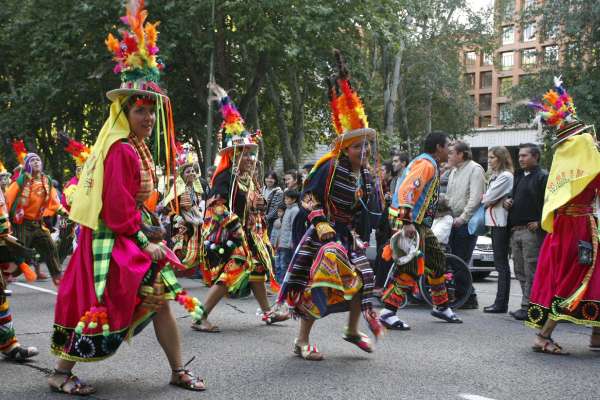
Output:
top-left (469, 235), bottom-right (494, 280)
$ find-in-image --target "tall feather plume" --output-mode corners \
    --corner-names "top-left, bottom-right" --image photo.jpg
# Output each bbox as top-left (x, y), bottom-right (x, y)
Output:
top-left (527, 75), bottom-right (577, 129)
top-left (12, 139), bottom-right (27, 165)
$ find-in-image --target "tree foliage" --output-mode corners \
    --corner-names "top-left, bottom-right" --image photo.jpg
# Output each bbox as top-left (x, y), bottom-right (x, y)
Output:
top-left (0, 0), bottom-right (493, 179)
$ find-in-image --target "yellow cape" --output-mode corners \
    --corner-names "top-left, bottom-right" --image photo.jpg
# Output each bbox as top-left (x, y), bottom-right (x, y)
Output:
top-left (69, 100), bottom-right (130, 230)
top-left (542, 133), bottom-right (600, 233)
top-left (162, 175), bottom-right (203, 207)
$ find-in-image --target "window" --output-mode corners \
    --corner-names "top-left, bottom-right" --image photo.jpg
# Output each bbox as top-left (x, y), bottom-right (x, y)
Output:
top-left (501, 51), bottom-right (514, 70)
top-left (545, 23), bottom-right (559, 40)
top-left (479, 94), bottom-right (492, 111)
top-left (522, 49), bottom-right (537, 66)
top-left (481, 52), bottom-right (493, 66)
top-left (479, 116), bottom-right (492, 128)
top-left (501, 0), bottom-right (515, 20)
top-left (502, 26), bottom-right (515, 45)
top-left (499, 77), bottom-right (513, 97)
top-left (480, 71), bottom-right (492, 89)
top-left (464, 51), bottom-right (477, 66)
top-left (544, 45), bottom-right (559, 63)
top-left (499, 104), bottom-right (512, 125)
top-left (465, 73), bottom-right (475, 89)
top-left (522, 22), bottom-right (536, 42)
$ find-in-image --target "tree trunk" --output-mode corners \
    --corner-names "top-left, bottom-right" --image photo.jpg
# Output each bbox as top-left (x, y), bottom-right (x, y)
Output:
top-left (266, 71), bottom-right (297, 171)
top-left (424, 85), bottom-right (433, 136)
top-left (289, 69), bottom-right (306, 158)
top-left (383, 46), bottom-right (403, 137)
top-left (398, 72), bottom-right (412, 155)
top-left (238, 52), bottom-right (270, 118)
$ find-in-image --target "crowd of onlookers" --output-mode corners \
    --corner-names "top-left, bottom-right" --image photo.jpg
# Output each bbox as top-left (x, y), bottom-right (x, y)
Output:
top-left (378, 141), bottom-right (547, 318)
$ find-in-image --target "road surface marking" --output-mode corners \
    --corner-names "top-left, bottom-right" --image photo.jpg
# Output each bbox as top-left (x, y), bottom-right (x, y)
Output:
top-left (459, 394), bottom-right (498, 400)
top-left (12, 282), bottom-right (57, 296)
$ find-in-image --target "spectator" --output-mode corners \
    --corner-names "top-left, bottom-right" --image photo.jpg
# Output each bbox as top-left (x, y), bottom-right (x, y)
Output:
top-left (301, 163), bottom-right (314, 182)
top-left (446, 140), bottom-right (485, 309)
top-left (283, 170), bottom-right (301, 193)
top-left (262, 171), bottom-right (283, 235)
top-left (389, 152), bottom-right (409, 194)
top-left (482, 146), bottom-right (514, 314)
top-left (276, 189), bottom-right (300, 283)
top-left (382, 161), bottom-right (393, 196)
top-left (504, 143), bottom-right (548, 321)
top-left (270, 205), bottom-right (286, 280)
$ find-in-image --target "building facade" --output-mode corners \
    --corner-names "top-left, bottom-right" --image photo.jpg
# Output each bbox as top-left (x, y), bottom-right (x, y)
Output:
top-left (462, 0), bottom-right (559, 162)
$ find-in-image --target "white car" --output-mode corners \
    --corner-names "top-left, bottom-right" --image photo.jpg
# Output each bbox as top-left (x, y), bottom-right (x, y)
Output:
top-left (469, 235), bottom-right (495, 280)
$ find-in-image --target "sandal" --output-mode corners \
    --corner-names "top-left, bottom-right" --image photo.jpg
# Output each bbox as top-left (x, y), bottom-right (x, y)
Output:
top-left (293, 339), bottom-right (323, 361)
top-left (191, 319), bottom-right (220, 333)
top-left (48, 370), bottom-right (96, 396)
top-left (3, 345), bottom-right (39, 362)
top-left (532, 333), bottom-right (570, 356)
top-left (342, 329), bottom-right (374, 353)
top-left (262, 310), bottom-right (290, 325)
top-left (169, 357), bottom-right (206, 391)
top-left (379, 312), bottom-right (410, 331)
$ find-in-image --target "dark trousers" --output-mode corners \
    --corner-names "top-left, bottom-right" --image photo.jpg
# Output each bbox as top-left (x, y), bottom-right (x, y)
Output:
top-left (491, 226), bottom-right (510, 308)
top-left (12, 220), bottom-right (61, 276)
top-left (449, 223), bottom-right (478, 296)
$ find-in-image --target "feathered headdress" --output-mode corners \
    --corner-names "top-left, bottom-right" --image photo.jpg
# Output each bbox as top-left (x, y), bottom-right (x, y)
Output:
top-left (209, 82), bottom-right (260, 156)
top-left (326, 50), bottom-right (374, 142)
top-left (105, 0), bottom-right (165, 101)
top-left (59, 132), bottom-right (92, 167)
top-left (528, 76), bottom-right (592, 147)
top-left (12, 139), bottom-right (27, 165)
top-left (0, 160), bottom-right (8, 175)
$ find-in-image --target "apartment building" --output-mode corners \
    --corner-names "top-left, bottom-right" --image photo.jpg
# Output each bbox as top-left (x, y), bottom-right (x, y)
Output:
top-left (462, 0), bottom-right (558, 164)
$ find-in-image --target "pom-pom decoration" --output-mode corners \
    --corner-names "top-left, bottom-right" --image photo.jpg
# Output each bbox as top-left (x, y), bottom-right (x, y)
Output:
top-left (175, 291), bottom-right (205, 322)
top-left (75, 305), bottom-right (110, 337)
top-left (105, 0), bottom-right (163, 84)
top-left (528, 76), bottom-right (578, 129)
top-left (327, 50), bottom-right (369, 135)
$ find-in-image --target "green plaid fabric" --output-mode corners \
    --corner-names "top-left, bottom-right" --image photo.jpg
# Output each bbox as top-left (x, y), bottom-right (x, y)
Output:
top-left (92, 220), bottom-right (115, 303)
top-left (0, 214), bottom-right (9, 236)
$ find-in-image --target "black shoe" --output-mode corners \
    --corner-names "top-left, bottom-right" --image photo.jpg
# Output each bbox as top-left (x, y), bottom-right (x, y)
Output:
top-left (483, 304), bottom-right (508, 314)
top-left (459, 294), bottom-right (479, 310)
top-left (431, 307), bottom-right (463, 323)
top-left (509, 309), bottom-right (528, 320)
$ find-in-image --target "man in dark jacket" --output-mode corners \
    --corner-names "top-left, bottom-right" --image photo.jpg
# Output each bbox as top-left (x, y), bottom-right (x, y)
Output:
top-left (504, 143), bottom-right (548, 320)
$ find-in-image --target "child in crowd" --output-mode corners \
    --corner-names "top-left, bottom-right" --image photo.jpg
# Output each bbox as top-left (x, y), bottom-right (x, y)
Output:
top-left (275, 190), bottom-right (300, 283)
top-left (269, 204), bottom-right (285, 280)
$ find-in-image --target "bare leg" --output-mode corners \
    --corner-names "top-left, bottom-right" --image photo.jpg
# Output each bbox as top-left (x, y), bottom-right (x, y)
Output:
top-left (249, 281), bottom-right (270, 313)
top-left (196, 283), bottom-right (227, 329)
top-left (153, 302), bottom-right (182, 370)
top-left (591, 326), bottom-right (600, 347)
top-left (346, 294), bottom-right (362, 336)
top-left (296, 318), bottom-right (315, 346)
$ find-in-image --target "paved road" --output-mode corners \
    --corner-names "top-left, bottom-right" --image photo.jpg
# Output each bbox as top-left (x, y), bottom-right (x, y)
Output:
top-left (2, 275), bottom-right (597, 400)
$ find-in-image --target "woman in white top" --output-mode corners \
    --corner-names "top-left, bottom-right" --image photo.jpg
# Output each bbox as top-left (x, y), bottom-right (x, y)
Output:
top-left (482, 146), bottom-right (514, 314)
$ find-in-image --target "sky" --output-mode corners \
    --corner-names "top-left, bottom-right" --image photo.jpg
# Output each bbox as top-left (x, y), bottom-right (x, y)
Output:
top-left (467, 0), bottom-right (494, 11)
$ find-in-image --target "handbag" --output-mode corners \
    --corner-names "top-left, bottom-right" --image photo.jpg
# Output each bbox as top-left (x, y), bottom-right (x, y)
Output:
top-left (467, 204), bottom-right (487, 236)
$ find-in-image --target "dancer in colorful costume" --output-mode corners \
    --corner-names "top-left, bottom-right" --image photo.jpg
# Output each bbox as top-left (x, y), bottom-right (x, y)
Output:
top-left (379, 130), bottom-right (463, 329)
top-left (277, 51), bottom-right (384, 361)
top-left (0, 184), bottom-right (39, 361)
top-left (526, 77), bottom-right (600, 354)
top-left (57, 133), bottom-right (91, 263)
top-left (191, 83), bottom-right (287, 333)
top-left (164, 163), bottom-right (204, 270)
top-left (4, 152), bottom-right (66, 284)
top-left (48, 1), bottom-right (205, 394)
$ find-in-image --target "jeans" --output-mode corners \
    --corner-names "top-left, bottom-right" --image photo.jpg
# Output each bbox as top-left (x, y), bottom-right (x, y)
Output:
top-left (491, 226), bottom-right (510, 308)
top-left (276, 248), bottom-right (294, 283)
